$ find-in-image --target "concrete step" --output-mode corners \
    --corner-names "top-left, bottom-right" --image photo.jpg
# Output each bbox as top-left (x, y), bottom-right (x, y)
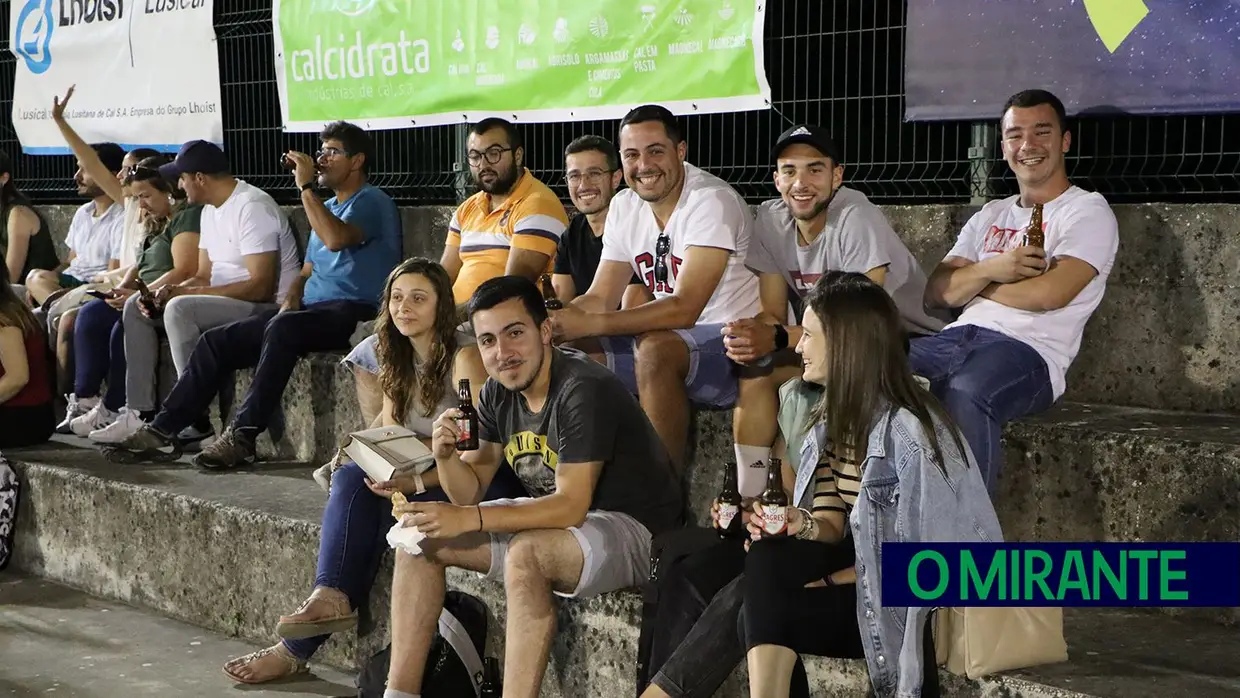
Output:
top-left (0, 573), bottom-right (355, 697)
top-left (8, 430), bottom-right (1240, 697)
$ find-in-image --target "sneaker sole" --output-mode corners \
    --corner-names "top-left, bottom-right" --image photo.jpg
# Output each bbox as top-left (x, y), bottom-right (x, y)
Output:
top-left (192, 452), bottom-right (256, 471)
top-left (100, 444), bottom-right (183, 464)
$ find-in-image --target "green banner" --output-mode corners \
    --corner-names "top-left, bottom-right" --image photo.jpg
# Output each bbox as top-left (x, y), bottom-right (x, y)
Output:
top-left (273, 0), bottom-right (770, 131)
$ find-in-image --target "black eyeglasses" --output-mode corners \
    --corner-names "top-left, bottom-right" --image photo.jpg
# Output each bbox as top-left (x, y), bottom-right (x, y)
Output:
top-left (467, 146), bottom-right (513, 165)
top-left (654, 234), bottom-right (671, 285)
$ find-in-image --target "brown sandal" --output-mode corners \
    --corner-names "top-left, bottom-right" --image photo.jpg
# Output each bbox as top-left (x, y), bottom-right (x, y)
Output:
top-left (222, 644), bottom-right (308, 684)
top-left (275, 587), bottom-right (358, 640)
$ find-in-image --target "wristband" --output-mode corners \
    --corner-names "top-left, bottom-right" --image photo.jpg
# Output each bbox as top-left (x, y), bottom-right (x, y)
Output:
top-left (773, 324), bottom-right (789, 351)
top-left (476, 505), bottom-right (484, 532)
top-left (412, 471), bottom-right (426, 495)
top-left (300, 181), bottom-right (315, 192)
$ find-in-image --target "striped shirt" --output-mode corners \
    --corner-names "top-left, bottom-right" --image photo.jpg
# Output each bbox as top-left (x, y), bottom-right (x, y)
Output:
top-left (812, 444), bottom-right (862, 516)
top-left (446, 169), bottom-right (569, 304)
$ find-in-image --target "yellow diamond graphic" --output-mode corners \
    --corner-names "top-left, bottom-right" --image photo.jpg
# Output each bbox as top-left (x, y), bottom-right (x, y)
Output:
top-left (1083, 0), bottom-right (1150, 53)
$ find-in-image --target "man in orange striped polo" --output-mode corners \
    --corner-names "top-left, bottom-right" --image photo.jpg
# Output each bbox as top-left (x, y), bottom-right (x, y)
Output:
top-left (342, 118), bottom-right (569, 425)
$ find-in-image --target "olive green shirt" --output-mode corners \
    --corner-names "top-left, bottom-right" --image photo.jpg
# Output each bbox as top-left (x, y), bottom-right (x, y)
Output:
top-left (136, 204), bottom-right (203, 284)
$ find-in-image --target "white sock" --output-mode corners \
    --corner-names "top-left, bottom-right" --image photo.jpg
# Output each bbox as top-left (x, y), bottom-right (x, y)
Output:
top-left (382, 690), bottom-right (419, 698)
top-left (735, 444), bottom-right (772, 498)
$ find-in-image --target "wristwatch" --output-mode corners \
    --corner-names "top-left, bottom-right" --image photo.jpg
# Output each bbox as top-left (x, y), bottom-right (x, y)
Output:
top-left (300, 181), bottom-right (315, 192)
top-left (773, 324), bottom-right (789, 351)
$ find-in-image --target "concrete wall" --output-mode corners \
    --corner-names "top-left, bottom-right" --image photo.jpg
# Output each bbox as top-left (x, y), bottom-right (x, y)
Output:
top-left (34, 199), bottom-right (1240, 414)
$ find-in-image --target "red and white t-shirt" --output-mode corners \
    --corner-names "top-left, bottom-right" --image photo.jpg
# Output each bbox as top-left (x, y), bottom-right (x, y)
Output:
top-left (600, 162), bottom-right (761, 325)
top-left (945, 186), bottom-right (1119, 399)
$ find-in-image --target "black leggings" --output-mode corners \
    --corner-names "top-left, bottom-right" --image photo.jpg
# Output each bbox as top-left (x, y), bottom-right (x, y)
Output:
top-left (742, 535), bottom-right (864, 655)
top-left (0, 402), bottom-right (54, 449)
top-left (742, 535), bottom-right (939, 698)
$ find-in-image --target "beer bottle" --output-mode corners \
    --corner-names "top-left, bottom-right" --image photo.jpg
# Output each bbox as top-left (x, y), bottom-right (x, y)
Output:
top-left (757, 457), bottom-right (789, 538)
top-left (716, 461), bottom-right (744, 539)
top-left (1024, 203), bottom-right (1045, 248)
top-left (455, 379), bottom-right (479, 451)
top-left (480, 656), bottom-right (502, 698)
top-left (541, 273), bottom-right (563, 310)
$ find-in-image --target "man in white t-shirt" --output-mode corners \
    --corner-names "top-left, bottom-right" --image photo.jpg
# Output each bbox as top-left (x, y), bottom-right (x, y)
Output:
top-left (721, 125), bottom-right (948, 495)
top-left (107, 140), bottom-right (302, 451)
top-left (550, 105), bottom-right (761, 468)
top-left (916, 89), bottom-right (1119, 494)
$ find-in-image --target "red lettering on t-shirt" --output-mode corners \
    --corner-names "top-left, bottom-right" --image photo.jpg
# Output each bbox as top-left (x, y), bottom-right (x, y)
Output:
top-left (634, 251), bottom-right (683, 294)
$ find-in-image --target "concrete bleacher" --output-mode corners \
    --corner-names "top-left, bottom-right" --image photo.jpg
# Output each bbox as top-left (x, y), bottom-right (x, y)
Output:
top-left (9, 200), bottom-right (1240, 697)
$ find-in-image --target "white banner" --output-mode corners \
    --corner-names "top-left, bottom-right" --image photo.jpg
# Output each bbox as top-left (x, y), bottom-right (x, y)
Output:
top-left (9, 0), bottom-right (223, 155)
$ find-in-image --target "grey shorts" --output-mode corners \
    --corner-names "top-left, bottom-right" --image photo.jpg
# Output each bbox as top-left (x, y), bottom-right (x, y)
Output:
top-left (599, 322), bottom-right (739, 408)
top-left (479, 497), bottom-right (652, 599)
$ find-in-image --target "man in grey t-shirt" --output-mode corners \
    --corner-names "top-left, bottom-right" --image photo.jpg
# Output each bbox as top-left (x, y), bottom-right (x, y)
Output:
top-left (721, 125), bottom-right (948, 496)
top-left (385, 275), bottom-right (682, 698)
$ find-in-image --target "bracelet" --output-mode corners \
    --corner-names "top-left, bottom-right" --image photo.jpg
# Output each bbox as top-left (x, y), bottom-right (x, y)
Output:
top-left (795, 507), bottom-right (817, 540)
top-left (476, 505), bottom-right (484, 532)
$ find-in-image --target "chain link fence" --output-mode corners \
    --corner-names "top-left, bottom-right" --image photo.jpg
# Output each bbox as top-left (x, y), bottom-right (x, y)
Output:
top-left (3, 0), bottom-right (1238, 206)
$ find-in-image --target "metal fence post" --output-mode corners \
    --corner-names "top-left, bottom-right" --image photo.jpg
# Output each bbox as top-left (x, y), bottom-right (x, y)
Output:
top-left (453, 123), bottom-right (472, 204)
top-left (967, 122), bottom-right (997, 204)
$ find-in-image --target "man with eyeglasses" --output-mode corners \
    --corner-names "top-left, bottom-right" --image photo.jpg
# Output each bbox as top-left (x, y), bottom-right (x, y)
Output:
top-left (108, 122), bottom-right (402, 467)
top-left (553, 135), bottom-right (649, 309)
top-left (342, 117), bottom-right (569, 427)
top-left (550, 104), bottom-right (761, 470)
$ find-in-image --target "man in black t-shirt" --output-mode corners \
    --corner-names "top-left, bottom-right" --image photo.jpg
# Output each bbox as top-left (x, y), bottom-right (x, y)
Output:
top-left (554, 135), bottom-right (649, 309)
top-left (385, 275), bottom-right (682, 698)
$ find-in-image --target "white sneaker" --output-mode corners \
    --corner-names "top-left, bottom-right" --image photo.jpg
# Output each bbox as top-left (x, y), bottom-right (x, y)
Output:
top-left (69, 403), bottom-right (118, 437)
top-left (89, 408), bottom-right (148, 444)
top-left (56, 394), bottom-right (99, 434)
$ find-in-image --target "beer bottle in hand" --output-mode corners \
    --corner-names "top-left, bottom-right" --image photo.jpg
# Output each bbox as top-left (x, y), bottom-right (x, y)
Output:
top-left (716, 461), bottom-right (744, 539)
top-left (757, 457), bottom-right (789, 538)
top-left (541, 273), bottom-right (563, 310)
top-left (1024, 203), bottom-right (1045, 248)
top-left (455, 379), bottom-right (479, 451)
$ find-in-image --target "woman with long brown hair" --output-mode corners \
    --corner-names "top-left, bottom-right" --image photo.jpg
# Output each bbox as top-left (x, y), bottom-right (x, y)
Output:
top-left (222, 258), bottom-right (527, 684)
top-left (0, 262), bottom-right (53, 447)
top-left (741, 271), bottom-right (1000, 697)
top-left (638, 272), bottom-right (999, 698)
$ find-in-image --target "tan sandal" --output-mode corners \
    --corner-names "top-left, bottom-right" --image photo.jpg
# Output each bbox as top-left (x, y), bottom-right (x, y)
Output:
top-left (275, 587), bottom-right (358, 640)
top-left (222, 644), bottom-right (307, 684)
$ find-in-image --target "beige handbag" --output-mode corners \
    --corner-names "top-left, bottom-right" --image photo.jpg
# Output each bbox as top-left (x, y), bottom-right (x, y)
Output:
top-left (934, 606), bottom-right (1068, 678)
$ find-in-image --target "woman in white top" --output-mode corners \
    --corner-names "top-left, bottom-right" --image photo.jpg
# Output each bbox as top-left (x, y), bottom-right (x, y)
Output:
top-left (222, 258), bottom-right (528, 684)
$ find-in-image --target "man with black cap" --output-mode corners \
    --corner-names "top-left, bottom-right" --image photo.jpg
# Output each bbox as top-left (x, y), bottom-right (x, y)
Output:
top-left (98, 139), bottom-right (301, 448)
top-left (717, 124), bottom-right (946, 499)
top-left (633, 126), bottom-right (947, 698)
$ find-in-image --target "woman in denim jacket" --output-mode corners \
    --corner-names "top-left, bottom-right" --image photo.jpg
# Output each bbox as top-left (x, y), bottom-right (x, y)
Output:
top-left (744, 271), bottom-right (1002, 698)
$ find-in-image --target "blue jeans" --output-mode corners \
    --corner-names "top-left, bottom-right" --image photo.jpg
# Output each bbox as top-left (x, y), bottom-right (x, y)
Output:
top-left (282, 461), bottom-right (529, 661)
top-left (73, 299), bottom-right (126, 411)
top-left (908, 325), bottom-right (1055, 494)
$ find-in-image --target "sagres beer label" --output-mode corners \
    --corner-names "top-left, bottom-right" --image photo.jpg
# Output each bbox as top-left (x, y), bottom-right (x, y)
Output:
top-left (761, 504), bottom-right (786, 535)
top-left (718, 502), bottom-right (738, 531)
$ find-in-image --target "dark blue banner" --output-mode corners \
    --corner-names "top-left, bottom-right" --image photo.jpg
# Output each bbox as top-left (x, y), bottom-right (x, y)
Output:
top-left (881, 542), bottom-right (1240, 607)
top-left (906, 0), bottom-right (1240, 120)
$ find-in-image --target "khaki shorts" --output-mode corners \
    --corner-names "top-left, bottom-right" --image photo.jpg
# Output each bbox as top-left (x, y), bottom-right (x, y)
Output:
top-left (478, 497), bottom-right (652, 599)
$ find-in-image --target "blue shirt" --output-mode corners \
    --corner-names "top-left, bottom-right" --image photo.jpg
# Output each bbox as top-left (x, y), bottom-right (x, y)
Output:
top-left (303, 184), bottom-right (402, 307)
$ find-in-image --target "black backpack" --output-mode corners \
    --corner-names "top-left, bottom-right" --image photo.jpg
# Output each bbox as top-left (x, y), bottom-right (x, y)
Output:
top-left (358, 590), bottom-right (492, 697)
top-left (0, 454), bottom-right (19, 571)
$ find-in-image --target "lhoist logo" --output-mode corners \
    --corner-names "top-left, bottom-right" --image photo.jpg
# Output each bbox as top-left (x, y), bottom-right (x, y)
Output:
top-left (15, 0), bottom-right (55, 75)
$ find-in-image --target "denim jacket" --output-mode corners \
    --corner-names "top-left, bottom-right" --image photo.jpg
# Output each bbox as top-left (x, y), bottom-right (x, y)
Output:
top-left (780, 380), bottom-right (1003, 698)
